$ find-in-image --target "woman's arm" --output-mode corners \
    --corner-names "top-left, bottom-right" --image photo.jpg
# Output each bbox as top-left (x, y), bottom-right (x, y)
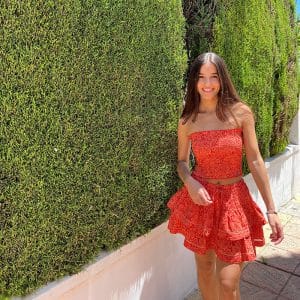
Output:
top-left (242, 106), bottom-right (284, 244)
top-left (177, 119), bottom-right (212, 206)
top-left (176, 119), bottom-right (193, 184)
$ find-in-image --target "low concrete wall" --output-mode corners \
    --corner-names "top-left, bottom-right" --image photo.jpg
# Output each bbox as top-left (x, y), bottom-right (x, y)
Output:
top-left (289, 105), bottom-right (300, 198)
top-left (24, 223), bottom-right (197, 300)
top-left (22, 143), bottom-right (299, 300)
top-left (24, 107), bottom-right (300, 300)
top-left (245, 144), bottom-right (299, 213)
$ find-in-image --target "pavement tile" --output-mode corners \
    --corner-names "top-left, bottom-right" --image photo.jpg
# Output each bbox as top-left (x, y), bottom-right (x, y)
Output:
top-left (256, 244), bottom-right (267, 256)
top-left (293, 263), bottom-right (300, 276)
top-left (263, 226), bottom-right (272, 242)
top-left (293, 195), bottom-right (300, 203)
top-left (283, 223), bottom-right (300, 238)
top-left (240, 281), bottom-right (278, 299)
top-left (241, 261), bottom-right (290, 294)
top-left (289, 216), bottom-right (300, 225)
top-left (184, 289), bottom-right (202, 300)
top-left (280, 200), bottom-right (300, 217)
top-left (280, 275), bottom-right (300, 299)
top-left (275, 234), bottom-right (300, 253)
top-left (278, 212), bottom-right (293, 225)
top-left (256, 245), bottom-right (300, 273)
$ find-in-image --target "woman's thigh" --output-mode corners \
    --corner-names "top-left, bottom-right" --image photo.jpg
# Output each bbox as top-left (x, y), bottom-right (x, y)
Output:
top-left (194, 249), bottom-right (216, 273)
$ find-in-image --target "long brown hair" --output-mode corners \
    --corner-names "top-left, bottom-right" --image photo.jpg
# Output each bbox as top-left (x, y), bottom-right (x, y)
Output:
top-left (181, 52), bottom-right (241, 123)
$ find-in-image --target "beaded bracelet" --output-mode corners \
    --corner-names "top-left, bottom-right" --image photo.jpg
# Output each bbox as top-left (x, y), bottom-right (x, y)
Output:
top-left (266, 210), bottom-right (278, 215)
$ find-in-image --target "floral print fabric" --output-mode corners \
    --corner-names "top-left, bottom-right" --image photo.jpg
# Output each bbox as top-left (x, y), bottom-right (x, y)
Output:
top-left (189, 128), bottom-right (243, 179)
top-left (167, 128), bottom-right (267, 263)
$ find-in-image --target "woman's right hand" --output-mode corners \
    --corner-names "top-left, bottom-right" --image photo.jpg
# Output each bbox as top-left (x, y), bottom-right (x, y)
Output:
top-left (185, 177), bottom-right (213, 206)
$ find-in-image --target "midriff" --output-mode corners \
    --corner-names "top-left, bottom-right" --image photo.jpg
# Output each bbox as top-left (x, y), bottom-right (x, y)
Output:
top-left (201, 176), bottom-right (242, 185)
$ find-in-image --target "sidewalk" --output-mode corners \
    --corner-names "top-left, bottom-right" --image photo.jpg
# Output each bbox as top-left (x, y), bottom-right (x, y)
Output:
top-left (185, 197), bottom-right (300, 299)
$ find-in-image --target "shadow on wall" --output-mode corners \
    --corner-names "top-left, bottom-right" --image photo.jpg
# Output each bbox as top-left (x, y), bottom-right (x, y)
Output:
top-left (110, 269), bottom-right (154, 300)
top-left (107, 231), bottom-right (196, 300)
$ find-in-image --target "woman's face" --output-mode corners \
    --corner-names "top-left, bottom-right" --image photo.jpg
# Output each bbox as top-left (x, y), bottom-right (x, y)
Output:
top-left (196, 62), bottom-right (220, 101)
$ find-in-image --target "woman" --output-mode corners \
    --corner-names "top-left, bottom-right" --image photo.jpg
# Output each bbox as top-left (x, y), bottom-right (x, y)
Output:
top-left (167, 52), bottom-right (284, 300)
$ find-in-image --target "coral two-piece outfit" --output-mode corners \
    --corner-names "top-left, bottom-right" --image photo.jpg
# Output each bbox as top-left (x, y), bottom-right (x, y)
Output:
top-left (167, 128), bottom-right (267, 263)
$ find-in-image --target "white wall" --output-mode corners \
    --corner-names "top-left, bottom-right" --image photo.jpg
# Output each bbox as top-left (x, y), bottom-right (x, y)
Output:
top-left (24, 224), bottom-right (197, 300)
top-left (23, 145), bottom-right (299, 300)
top-left (23, 107), bottom-right (300, 300)
top-left (245, 145), bottom-right (299, 212)
top-left (289, 103), bottom-right (300, 198)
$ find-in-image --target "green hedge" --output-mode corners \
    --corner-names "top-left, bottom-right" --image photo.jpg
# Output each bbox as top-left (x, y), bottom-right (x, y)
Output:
top-left (0, 1), bottom-right (186, 296)
top-left (182, 0), bottom-right (217, 63)
top-left (0, 0), bottom-right (297, 297)
top-left (213, 0), bottom-right (298, 158)
top-left (269, 0), bottom-right (298, 155)
top-left (183, 0), bottom-right (298, 158)
top-left (297, 19), bottom-right (300, 91)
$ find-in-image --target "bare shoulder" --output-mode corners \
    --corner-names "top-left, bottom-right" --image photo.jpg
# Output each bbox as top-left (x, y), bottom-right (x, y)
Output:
top-left (178, 117), bottom-right (192, 134)
top-left (178, 118), bottom-right (188, 138)
top-left (231, 102), bottom-right (253, 115)
top-left (231, 102), bottom-right (254, 126)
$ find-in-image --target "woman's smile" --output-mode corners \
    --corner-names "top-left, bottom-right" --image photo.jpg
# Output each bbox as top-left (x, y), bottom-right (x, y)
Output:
top-left (197, 62), bottom-right (220, 101)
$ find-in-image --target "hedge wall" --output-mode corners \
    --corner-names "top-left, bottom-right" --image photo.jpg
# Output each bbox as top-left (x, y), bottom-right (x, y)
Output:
top-left (0, 1), bottom-right (186, 296)
top-left (182, 0), bottom-right (217, 63)
top-left (297, 19), bottom-right (300, 90)
top-left (212, 0), bottom-right (298, 158)
top-left (269, 0), bottom-right (298, 155)
top-left (0, 0), bottom-right (298, 297)
top-left (183, 0), bottom-right (298, 158)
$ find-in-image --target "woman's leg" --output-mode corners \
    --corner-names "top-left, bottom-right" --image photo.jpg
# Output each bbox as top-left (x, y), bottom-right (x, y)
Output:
top-left (216, 257), bottom-right (244, 300)
top-left (194, 250), bottom-right (219, 300)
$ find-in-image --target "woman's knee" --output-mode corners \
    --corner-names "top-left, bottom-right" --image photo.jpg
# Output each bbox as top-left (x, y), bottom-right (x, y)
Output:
top-left (219, 278), bottom-right (238, 293)
top-left (216, 259), bottom-right (242, 295)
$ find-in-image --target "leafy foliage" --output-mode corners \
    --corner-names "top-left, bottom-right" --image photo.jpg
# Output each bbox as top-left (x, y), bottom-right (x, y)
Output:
top-left (0, 0), bottom-right (297, 297)
top-left (0, 0), bottom-right (186, 296)
top-left (183, 0), bottom-right (298, 157)
top-left (212, 0), bottom-right (298, 157)
top-left (182, 0), bottom-right (217, 62)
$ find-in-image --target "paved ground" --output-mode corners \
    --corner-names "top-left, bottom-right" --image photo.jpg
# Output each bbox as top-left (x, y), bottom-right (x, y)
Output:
top-left (185, 197), bottom-right (300, 300)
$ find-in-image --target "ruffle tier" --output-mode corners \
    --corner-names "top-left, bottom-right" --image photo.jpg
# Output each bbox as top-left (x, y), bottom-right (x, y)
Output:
top-left (167, 176), bottom-right (267, 263)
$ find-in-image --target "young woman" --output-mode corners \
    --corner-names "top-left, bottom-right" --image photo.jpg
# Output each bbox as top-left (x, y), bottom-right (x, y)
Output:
top-left (167, 52), bottom-right (284, 300)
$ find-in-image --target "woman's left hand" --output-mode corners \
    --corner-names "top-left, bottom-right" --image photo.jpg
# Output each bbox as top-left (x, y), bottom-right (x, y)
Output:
top-left (267, 213), bottom-right (284, 245)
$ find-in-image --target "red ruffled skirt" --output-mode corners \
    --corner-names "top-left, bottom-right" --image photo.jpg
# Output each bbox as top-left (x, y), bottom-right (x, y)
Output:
top-left (167, 174), bottom-right (267, 263)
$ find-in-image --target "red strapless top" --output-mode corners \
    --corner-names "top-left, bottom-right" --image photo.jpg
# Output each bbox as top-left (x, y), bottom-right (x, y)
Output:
top-left (189, 128), bottom-right (243, 179)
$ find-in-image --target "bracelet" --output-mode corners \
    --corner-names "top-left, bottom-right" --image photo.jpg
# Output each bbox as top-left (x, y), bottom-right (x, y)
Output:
top-left (266, 210), bottom-right (278, 215)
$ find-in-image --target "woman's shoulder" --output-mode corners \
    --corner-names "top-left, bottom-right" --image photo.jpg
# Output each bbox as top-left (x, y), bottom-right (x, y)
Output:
top-left (232, 102), bottom-right (253, 121)
top-left (231, 101), bottom-right (253, 115)
top-left (231, 102), bottom-right (254, 125)
top-left (178, 117), bottom-right (197, 138)
top-left (178, 117), bottom-right (191, 131)
top-left (178, 116), bottom-right (195, 127)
